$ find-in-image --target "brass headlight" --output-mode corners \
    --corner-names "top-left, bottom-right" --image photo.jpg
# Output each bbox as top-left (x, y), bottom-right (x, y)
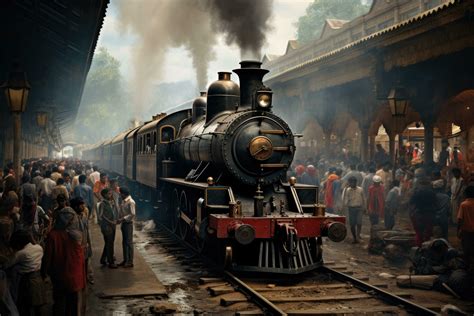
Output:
top-left (256, 91), bottom-right (272, 109)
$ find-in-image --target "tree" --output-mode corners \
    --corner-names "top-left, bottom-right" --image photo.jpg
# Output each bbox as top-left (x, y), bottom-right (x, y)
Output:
top-left (73, 47), bottom-right (130, 144)
top-left (295, 0), bottom-right (371, 44)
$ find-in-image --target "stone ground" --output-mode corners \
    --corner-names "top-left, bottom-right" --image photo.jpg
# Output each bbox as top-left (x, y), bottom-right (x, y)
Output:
top-left (85, 210), bottom-right (474, 315)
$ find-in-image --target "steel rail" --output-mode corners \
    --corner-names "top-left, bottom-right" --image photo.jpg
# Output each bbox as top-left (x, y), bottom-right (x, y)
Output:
top-left (153, 224), bottom-right (437, 315)
top-left (320, 266), bottom-right (438, 316)
top-left (223, 270), bottom-right (287, 316)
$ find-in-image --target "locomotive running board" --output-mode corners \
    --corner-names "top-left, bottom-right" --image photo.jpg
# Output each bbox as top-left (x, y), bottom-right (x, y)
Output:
top-left (231, 239), bottom-right (322, 274)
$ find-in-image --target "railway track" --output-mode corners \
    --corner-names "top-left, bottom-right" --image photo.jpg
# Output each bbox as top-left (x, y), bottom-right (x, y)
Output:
top-left (145, 222), bottom-right (440, 315)
top-left (220, 268), bottom-right (438, 315)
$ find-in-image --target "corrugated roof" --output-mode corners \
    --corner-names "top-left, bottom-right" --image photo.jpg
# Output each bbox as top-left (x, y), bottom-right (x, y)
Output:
top-left (265, 0), bottom-right (461, 82)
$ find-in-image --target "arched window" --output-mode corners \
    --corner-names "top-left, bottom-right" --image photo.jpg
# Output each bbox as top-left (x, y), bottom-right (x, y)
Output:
top-left (160, 125), bottom-right (175, 143)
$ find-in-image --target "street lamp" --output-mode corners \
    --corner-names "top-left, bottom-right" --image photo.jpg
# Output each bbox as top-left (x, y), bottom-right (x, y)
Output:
top-left (2, 68), bottom-right (30, 183)
top-left (3, 70), bottom-right (30, 112)
top-left (387, 85), bottom-right (409, 117)
top-left (36, 111), bottom-right (48, 128)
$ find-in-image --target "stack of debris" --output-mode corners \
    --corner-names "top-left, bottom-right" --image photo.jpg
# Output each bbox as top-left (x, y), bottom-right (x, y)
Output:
top-left (368, 225), bottom-right (415, 263)
top-left (396, 239), bottom-right (472, 299)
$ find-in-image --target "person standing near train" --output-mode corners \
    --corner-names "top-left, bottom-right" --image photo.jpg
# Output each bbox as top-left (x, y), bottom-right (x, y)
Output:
top-left (342, 176), bottom-right (366, 243)
top-left (93, 173), bottom-right (109, 223)
top-left (98, 188), bottom-right (117, 268)
top-left (117, 187), bottom-right (135, 268)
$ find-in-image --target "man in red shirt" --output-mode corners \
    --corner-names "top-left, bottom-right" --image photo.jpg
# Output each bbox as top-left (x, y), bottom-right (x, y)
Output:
top-left (43, 204), bottom-right (85, 315)
top-left (367, 175), bottom-right (385, 226)
top-left (458, 185), bottom-right (474, 274)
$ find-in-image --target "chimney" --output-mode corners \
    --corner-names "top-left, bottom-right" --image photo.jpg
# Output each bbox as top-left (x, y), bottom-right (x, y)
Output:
top-left (233, 61), bottom-right (269, 110)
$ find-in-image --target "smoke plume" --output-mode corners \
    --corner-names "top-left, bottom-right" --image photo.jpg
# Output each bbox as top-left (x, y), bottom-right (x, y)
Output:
top-left (116, 0), bottom-right (273, 114)
top-left (205, 0), bottom-right (273, 59)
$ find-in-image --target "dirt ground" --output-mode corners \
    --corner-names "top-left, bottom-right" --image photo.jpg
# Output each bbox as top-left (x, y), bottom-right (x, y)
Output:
top-left (323, 208), bottom-right (474, 314)
top-left (86, 208), bottom-right (474, 315)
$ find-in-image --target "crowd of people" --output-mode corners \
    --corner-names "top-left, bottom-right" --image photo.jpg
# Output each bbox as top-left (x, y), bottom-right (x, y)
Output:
top-left (289, 143), bottom-right (474, 279)
top-left (0, 159), bottom-right (136, 316)
top-left (1, 140), bottom-right (472, 314)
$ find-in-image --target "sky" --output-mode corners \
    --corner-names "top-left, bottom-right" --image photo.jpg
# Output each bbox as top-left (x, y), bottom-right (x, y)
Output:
top-left (96, 0), bottom-right (312, 87)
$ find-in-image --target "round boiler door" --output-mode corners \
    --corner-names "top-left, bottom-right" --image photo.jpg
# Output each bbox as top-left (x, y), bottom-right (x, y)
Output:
top-left (248, 136), bottom-right (273, 161)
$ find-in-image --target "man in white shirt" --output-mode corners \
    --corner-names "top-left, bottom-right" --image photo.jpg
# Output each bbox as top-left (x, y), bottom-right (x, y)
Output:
top-left (7, 230), bottom-right (45, 314)
top-left (89, 166), bottom-right (100, 187)
top-left (38, 170), bottom-right (56, 212)
top-left (118, 187), bottom-right (136, 268)
top-left (342, 177), bottom-right (366, 243)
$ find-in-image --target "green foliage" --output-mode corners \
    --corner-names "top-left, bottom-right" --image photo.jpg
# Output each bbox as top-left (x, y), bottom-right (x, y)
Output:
top-left (74, 47), bottom-right (130, 144)
top-left (295, 0), bottom-right (371, 44)
top-left (73, 48), bottom-right (197, 145)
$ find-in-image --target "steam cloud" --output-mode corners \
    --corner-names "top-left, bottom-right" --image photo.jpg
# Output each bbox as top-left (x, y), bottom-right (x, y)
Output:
top-left (205, 0), bottom-right (273, 59)
top-left (116, 0), bottom-right (273, 115)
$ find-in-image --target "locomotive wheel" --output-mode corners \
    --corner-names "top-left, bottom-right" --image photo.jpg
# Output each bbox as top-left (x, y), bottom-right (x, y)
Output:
top-left (177, 191), bottom-right (189, 240)
top-left (170, 189), bottom-right (180, 233)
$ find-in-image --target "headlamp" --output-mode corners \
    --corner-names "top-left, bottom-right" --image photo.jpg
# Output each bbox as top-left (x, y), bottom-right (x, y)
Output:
top-left (256, 91), bottom-right (272, 109)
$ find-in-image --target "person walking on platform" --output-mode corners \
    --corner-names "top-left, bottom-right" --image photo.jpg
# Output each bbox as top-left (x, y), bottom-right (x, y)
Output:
top-left (384, 179), bottom-right (401, 230)
top-left (43, 201), bottom-right (84, 316)
top-left (361, 166), bottom-right (376, 197)
top-left (342, 176), bottom-right (366, 243)
top-left (409, 179), bottom-right (437, 246)
top-left (367, 175), bottom-right (385, 226)
top-left (70, 197), bottom-right (93, 286)
top-left (98, 188), bottom-right (117, 268)
top-left (450, 168), bottom-right (465, 225)
top-left (73, 175), bottom-right (93, 215)
top-left (457, 185), bottom-right (474, 276)
top-left (118, 187), bottom-right (135, 268)
top-left (92, 173), bottom-right (109, 223)
top-left (433, 179), bottom-right (451, 239)
top-left (38, 170), bottom-right (55, 213)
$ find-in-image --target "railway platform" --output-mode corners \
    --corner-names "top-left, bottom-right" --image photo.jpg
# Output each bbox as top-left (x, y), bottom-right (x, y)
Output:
top-left (86, 223), bottom-right (167, 315)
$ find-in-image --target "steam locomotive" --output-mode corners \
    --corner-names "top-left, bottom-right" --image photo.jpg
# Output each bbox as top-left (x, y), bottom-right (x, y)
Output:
top-left (83, 61), bottom-right (346, 274)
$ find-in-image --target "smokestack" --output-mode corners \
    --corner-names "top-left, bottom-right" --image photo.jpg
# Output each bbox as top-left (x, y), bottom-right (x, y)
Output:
top-left (233, 61), bottom-right (269, 110)
top-left (118, 0), bottom-right (273, 114)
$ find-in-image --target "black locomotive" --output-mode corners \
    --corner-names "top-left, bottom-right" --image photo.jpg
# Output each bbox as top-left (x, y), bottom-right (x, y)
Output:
top-left (83, 61), bottom-right (346, 274)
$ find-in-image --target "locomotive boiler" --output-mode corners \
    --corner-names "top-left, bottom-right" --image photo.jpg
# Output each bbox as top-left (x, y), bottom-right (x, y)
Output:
top-left (83, 61), bottom-right (347, 274)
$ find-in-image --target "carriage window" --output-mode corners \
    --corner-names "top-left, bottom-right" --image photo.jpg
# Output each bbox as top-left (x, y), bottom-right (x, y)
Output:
top-left (160, 126), bottom-right (175, 143)
top-left (153, 131), bottom-right (157, 152)
top-left (146, 133), bottom-right (151, 153)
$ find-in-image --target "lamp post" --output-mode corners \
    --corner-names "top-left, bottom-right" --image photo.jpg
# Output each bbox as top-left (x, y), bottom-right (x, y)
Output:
top-left (2, 68), bottom-right (30, 184)
top-left (36, 111), bottom-right (48, 159)
top-left (387, 84), bottom-right (409, 173)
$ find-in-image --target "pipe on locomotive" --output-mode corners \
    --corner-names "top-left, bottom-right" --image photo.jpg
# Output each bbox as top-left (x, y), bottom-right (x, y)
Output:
top-left (233, 60), bottom-right (270, 110)
top-left (192, 91), bottom-right (206, 122)
top-left (206, 72), bottom-right (239, 122)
